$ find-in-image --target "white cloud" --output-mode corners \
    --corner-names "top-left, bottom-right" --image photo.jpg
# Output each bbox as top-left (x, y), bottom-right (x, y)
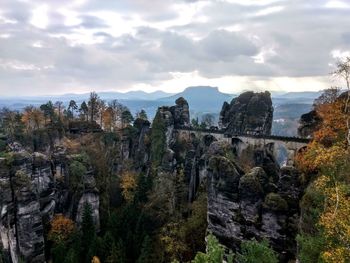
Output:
top-left (324, 1), bottom-right (350, 9)
top-left (30, 4), bottom-right (49, 29)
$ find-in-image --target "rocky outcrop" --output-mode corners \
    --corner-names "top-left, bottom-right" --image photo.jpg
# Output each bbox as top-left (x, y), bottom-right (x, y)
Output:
top-left (207, 142), bottom-right (302, 262)
top-left (170, 97), bottom-right (190, 128)
top-left (0, 141), bottom-right (102, 262)
top-left (156, 97), bottom-right (190, 131)
top-left (0, 149), bottom-right (46, 263)
top-left (298, 110), bottom-right (320, 138)
top-left (219, 91), bottom-right (273, 136)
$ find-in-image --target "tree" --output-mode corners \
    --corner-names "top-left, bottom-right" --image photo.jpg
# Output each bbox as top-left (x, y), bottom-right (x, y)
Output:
top-left (122, 108), bottom-right (134, 127)
top-left (136, 109), bottom-right (148, 120)
top-left (22, 106), bottom-right (44, 132)
top-left (237, 239), bottom-right (278, 263)
top-left (1, 108), bottom-right (23, 139)
top-left (120, 171), bottom-right (138, 202)
top-left (191, 118), bottom-right (200, 129)
top-left (98, 100), bottom-right (106, 126)
top-left (81, 202), bottom-right (96, 262)
top-left (88, 92), bottom-right (100, 122)
top-left (68, 100), bottom-right (78, 119)
top-left (191, 234), bottom-right (233, 263)
top-left (150, 111), bottom-right (166, 167)
top-left (102, 107), bottom-right (114, 132)
top-left (55, 101), bottom-right (64, 120)
top-left (79, 101), bottom-right (89, 121)
top-left (333, 57), bottom-right (350, 146)
top-left (68, 160), bottom-right (87, 191)
top-left (40, 101), bottom-right (55, 124)
top-left (48, 214), bottom-right (76, 244)
top-left (136, 235), bottom-right (154, 263)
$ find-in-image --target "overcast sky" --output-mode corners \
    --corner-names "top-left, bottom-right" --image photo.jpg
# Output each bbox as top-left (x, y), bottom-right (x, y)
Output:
top-left (0, 0), bottom-right (349, 96)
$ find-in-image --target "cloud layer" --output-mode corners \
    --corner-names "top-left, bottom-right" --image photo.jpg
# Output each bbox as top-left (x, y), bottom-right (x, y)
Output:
top-left (0, 0), bottom-right (349, 96)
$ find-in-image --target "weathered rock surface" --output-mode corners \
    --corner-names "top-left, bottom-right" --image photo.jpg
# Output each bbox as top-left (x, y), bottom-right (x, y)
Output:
top-left (219, 91), bottom-right (273, 136)
top-left (298, 110), bottom-right (320, 138)
top-left (207, 142), bottom-right (302, 262)
top-left (170, 97), bottom-right (190, 128)
top-left (0, 142), bottom-right (102, 262)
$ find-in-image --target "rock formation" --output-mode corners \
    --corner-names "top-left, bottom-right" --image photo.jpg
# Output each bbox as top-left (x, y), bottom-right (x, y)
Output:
top-left (219, 91), bottom-right (273, 136)
top-left (0, 141), bottom-right (102, 262)
top-left (206, 141), bottom-right (303, 262)
top-left (298, 110), bottom-right (321, 138)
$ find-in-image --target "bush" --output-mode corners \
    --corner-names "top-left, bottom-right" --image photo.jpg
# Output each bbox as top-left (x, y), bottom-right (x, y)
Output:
top-left (263, 193), bottom-right (288, 212)
top-left (237, 239), bottom-right (278, 263)
top-left (296, 234), bottom-right (325, 263)
top-left (191, 234), bottom-right (233, 263)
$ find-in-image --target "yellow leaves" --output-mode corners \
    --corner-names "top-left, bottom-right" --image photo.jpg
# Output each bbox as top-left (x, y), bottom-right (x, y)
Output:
top-left (102, 108), bottom-right (114, 131)
top-left (314, 100), bottom-right (348, 146)
top-left (322, 247), bottom-right (350, 263)
top-left (48, 214), bottom-right (75, 244)
top-left (297, 93), bottom-right (350, 262)
top-left (120, 171), bottom-right (138, 202)
top-left (91, 256), bottom-right (101, 263)
top-left (159, 222), bottom-right (187, 261)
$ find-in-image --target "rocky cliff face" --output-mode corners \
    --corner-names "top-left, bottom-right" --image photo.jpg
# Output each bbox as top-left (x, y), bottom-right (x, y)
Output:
top-left (298, 110), bottom-right (321, 138)
top-left (219, 91), bottom-right (273, 135)
top-left (0, 140), bottom-right (102, 262)
top-left (206, 141), bottom-right (303, 262)
top-left (0, 148), bottom-right (48, 263)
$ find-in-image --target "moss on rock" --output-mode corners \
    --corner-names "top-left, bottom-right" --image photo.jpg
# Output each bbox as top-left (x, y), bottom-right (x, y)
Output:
top-left (263, 193), bottom-right (288, 212)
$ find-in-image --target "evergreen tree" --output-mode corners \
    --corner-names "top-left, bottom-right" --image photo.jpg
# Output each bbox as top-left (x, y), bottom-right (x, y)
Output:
top-left (150, 111), bottom-right (166, 167)
top-left (81, 202), bottom-right (96, 262)
top-left (80, 101), bottom-right (89, 121)
top-left (136, 235), bottom-right (153, 263)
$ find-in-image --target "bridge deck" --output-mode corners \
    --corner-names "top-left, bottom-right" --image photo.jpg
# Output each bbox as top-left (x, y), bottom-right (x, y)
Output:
top-left (176, 127), bottom-right (311, 144)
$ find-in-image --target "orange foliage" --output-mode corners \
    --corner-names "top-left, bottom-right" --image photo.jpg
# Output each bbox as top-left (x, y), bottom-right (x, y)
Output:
top-left (21, 106), bottom-right (44, 132)
top-left (102, 108), bottom-right (114, 131)
top-left (313, 100), bottom-right (347, 146)
top-left (297, 91), bottom-right (350, 262)
top-left (48, 214), bottom-right (75, 243)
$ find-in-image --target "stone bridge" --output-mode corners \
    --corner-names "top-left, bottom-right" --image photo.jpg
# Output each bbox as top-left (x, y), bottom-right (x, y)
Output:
top-left (176, 127), bottom-right (310, 166)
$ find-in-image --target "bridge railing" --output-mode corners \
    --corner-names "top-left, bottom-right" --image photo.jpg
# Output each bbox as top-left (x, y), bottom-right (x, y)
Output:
top-left (175, 126), bottom-right (311, 144)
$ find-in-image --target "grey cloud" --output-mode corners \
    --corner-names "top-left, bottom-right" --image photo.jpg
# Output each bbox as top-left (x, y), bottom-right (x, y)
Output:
top-left (0, 0), bottom-right (349, 96)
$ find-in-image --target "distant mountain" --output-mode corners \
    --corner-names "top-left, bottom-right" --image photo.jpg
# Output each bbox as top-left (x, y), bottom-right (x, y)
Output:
top-left (160, 86), bottom-right (234, 113)
top-left (55, 90), bottom-right (174, 101)
top-left (272, 91), bottom-right (322, 105)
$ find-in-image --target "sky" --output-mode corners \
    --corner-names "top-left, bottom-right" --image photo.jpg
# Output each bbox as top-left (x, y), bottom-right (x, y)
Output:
top-left (0, 0), bottom-right (349, 96)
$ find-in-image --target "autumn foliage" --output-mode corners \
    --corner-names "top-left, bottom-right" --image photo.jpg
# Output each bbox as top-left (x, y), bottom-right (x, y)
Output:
top-left (296, 89), bottom-right (350, 262)
top-left (48, 214), bottom-right (76, 243)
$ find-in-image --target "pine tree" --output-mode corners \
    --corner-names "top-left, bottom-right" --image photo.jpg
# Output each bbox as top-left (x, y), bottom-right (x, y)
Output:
top-left (81, 202), bottom-right (96, 262)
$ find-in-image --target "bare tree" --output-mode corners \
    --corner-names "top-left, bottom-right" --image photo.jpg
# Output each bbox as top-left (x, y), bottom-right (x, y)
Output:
top-left (333, 57), bottom-right (350, 145)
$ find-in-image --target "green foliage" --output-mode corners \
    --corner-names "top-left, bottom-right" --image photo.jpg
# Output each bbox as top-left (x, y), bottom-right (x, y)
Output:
top-left (122, 108), bottom-right (134, 126)
top-left (136, 109), bottom-right (148, 120)
top-left (68, 160), bottom-right (87, 191)
top-left (191, 118), bottom-right (200, 128)
top-left (263, 193), bottom-right (288, 212)
top-left (237, 239), bottom-right (278, 263)
top-left (150, 111), bottom-right (166, 167)
top-left (0, 139), bottom-right (6, 152)
top-left (192, 234), bottom-right (233, 263)
top-left (136, 235), bottom-right (154, 263)
top-left (81, 203), bottom-right (96, 262)
top-left (296, 234), bottom-right (325, 263)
